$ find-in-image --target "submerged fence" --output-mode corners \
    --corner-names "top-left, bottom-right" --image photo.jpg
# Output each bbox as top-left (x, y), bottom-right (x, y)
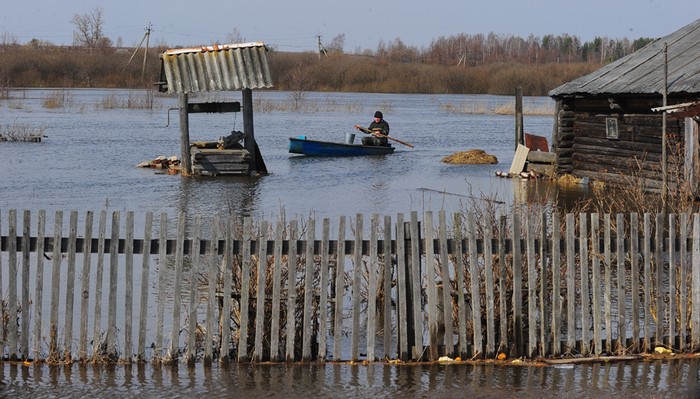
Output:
top-left (0, 209), bottom-right (699, 364)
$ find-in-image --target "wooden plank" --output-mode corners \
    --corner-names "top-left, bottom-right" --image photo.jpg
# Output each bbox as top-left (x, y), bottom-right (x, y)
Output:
top-left (7, 210), bottom-right (18, 359)
top-left (220, 217), bottom-right (233, 363)
top-left (616, 214), bottom-right (626, 354)
top-left (255, 220), bottom-right (270, 362)
top-left (630, 213), bottom-right (640, 352)
top-left (580, 214), bottom-right (590, 355)
top-left (301, 218), bottom-right (315, 361)
top-left (168, 212), bottom-right (185, 360)
top-left (654, 213), bottom-right (663, 346)
top-left (20, 210), bottom-right (30, 359)
top-left (551, 214), bottom-right (561, 356)
top-left (270, 220), bottom-right (284, 361)
top-left (92, 211), bottom-right (107, 358)
top-left (526, 213), bottom-right (537, 357)
top-left (508, 144), bottom-right (530, 175)
top-left (63, 210), bottom-right (77, 360)
top-left (424, 211), bottom-right (438, 360)
top-left (565, 213), bottom-right (576, 354)
top-left (351, 215), bottom-right (362, 362)
top-left (438, 211), bottom-right (454, 357)
top-left (680, 213), bottom-right (688, 352)
top-left (332, 217), bottom-right (345, 361)
top-left (186, 214), bottom-right (202, 363)
top-left (643, 214), bottom-right (652, 352)
top-left (382, 215), bottom-right (392, 359)
top-left (511, 213), bottom-right (523, 357)
top-left (395, 214), bottom-right (408, 360)
top-left (285, 220), bottom-right (299, 361)
top-left (238, 217), bottom-right (253, 362)
top-left (591, 214), bottom-right (602, 355)
top-left (367, 214), bottom-right (379, 361)
top-left (692, 214), bottom-right (700, 351)
top-left (107, 211), bottom-right (120, 358)
top-left (137, 211), bottom-right (153, 361)
top-left (409, 211), bottom-right (423, 360)
top-left (33, 210), bottom-right (46, 359)
top-left (49, 210), bottom-right (63, 361)
top-left (482, 213), bottom-right (494, 358)
top-left (203, 219), bottom-right (219, 364)
top-left (454, 214), bottom-right (468, 357)
top-left (538, 213), bottom-right (548, 357)
top-left (155, 213), bottom-right (168, 361)
top-left (669, 214), bottom-right (676, 349)
top-left (124, 211), bottom-right (134, 361)
top-left (604, 214), bottom-right (613, 353)
top-left (319, 218), bottom-right (331, 361)
top-left (468, 213), bottom-right (483, 358)
top-left (78, 211), bottom-right (94, 361)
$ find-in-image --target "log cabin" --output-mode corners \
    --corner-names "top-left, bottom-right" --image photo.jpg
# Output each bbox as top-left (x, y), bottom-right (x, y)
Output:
top-left (549, 18), bottom-right (700, 194)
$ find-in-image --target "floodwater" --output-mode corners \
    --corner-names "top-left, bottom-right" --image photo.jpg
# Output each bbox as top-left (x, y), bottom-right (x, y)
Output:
top-left (2, 89), bottom-right (698, 397)
top-left (1, 358), bottom-right (699, 398)
top-left (0, 89), bottom-right (587, 227)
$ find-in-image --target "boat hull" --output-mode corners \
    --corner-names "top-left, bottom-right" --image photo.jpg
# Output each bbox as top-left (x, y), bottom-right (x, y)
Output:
top-left (288, 137), bottom-right (395, 156)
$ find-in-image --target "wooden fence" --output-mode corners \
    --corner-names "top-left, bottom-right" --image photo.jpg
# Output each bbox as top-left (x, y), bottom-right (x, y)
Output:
top-left (0, 209), bottom-right (699, 364)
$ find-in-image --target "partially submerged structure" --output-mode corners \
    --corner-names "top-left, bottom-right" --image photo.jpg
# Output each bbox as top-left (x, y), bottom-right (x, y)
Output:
top-left (158, 42), bottom-right (273, 176)
top-left (549, 18), bottom-right (700, 193)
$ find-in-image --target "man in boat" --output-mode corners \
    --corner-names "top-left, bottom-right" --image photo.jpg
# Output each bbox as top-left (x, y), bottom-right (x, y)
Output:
top-left (355, 111), bottom-right (390, 146)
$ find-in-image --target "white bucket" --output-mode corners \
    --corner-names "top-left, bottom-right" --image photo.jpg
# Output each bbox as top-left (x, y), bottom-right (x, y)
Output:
top-left (345, 132), bottom-right (356, 144)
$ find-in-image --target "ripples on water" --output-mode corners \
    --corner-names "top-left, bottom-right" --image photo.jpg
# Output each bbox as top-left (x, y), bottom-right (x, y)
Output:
top-left (1, 360), bottom-right (698, 398)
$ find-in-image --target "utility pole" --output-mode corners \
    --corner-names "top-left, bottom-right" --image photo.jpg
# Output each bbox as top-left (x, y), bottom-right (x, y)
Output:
top-left (142, 23), bottom-right (152, 80)
top-left (124, 23), bottom-right (153, 80)
top-left (317, 34), bottom-right (327, 59)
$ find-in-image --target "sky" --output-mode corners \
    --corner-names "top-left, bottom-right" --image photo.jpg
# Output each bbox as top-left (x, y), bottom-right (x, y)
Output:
top-left (1, 0), bottom-right (698, 52)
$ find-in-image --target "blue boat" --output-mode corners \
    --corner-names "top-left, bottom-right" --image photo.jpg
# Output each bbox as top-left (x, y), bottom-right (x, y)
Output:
top-left (288, 136), bottom-right (395, 156)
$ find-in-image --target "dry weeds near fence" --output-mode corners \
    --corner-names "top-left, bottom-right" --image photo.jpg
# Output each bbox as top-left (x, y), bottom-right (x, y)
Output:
top-left (0, 209), bottom-right (699, 365)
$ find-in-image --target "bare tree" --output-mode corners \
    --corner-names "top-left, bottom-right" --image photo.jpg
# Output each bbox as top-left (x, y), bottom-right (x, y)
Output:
top-left (71, 7), bottom-right (106, 48)
top-left (326, 34), bottom-right (345, 54)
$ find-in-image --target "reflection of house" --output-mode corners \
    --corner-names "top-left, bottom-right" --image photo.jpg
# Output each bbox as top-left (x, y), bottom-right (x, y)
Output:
top-left (158, 42), bottom-right (273, 176)
top-left (549, 18), bottom-right (700, 193)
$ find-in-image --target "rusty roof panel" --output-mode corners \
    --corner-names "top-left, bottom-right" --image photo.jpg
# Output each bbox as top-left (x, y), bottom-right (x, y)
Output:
top-left (160, 42), bottom-right (273, 94)
top-left (550, 18), bottom-right (700, 97)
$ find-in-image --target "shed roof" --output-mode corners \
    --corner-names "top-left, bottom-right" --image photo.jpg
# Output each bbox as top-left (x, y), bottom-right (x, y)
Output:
top-left (549, 18), bottom-right (700, 97)
top-left (159, 42), bottom-right (273, 94)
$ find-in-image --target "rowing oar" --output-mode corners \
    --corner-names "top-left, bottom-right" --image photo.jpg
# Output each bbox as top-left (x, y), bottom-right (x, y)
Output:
top-left (356, 126), bottom-right (414, 148)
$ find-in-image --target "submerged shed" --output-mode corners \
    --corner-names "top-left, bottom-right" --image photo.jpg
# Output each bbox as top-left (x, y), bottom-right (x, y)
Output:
top-left (549, 18), bottom-right (700, 193)
top-left (158, 42), bottom-right (273, 176)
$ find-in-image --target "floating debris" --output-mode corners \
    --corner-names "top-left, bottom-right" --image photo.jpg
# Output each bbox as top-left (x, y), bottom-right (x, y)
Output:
top-left (137, 155), bottom-right (181, 174)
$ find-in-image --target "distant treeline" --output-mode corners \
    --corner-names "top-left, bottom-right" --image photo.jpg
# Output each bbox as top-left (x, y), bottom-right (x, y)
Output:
top-left (0, 32), bottom-right (655, 96)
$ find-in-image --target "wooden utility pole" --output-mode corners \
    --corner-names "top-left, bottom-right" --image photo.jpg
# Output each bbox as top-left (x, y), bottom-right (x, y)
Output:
top-left (317, 34), bottom-right (327, 59)
top-left (662, 42), bottom-right (668, 216)
top-left (141, 23), bottom-right (152, 79)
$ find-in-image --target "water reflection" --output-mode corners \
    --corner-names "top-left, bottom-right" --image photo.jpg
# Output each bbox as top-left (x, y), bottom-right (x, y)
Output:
top-left (1, 359), bottom-right (697, 398)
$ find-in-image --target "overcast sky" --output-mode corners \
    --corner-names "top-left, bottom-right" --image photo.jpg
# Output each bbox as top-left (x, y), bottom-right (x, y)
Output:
top-left (2, 0), bottom-right (697, 51)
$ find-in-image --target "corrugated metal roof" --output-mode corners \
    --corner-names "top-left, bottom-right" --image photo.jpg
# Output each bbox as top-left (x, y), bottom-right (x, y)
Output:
top-left (549, 18), bottom-right (700, 97)
top-left (160, 42), bottom-right (273, 94)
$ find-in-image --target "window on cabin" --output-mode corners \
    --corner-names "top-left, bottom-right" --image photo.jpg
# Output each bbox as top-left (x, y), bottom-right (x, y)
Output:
top-left (605, 118), bottom-right (618, 139)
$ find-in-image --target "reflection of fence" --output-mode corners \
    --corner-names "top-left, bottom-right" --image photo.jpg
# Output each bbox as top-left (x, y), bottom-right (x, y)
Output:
top-left (1, 209), bottom-right (699, 364)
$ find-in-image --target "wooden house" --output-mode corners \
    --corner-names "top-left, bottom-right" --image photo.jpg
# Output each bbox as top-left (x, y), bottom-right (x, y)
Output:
top-left (548, 19), bottom-right (700, 193)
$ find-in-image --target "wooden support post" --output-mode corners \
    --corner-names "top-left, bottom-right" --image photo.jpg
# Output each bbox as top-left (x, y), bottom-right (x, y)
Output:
top-left (243, 88), bottom-right (256, 174)
top-left (515, 86), bottom-right (524, 150)
top-left (179, 93), bottom-right (191, 175)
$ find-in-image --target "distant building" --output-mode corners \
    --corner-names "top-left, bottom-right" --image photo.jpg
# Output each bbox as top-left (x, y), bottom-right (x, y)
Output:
top-left (549, 18), bottom-right (700, 194)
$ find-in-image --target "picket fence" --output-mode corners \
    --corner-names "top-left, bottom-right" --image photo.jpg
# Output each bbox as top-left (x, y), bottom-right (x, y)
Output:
top-left (0, 209), bottom-right (699, 364)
